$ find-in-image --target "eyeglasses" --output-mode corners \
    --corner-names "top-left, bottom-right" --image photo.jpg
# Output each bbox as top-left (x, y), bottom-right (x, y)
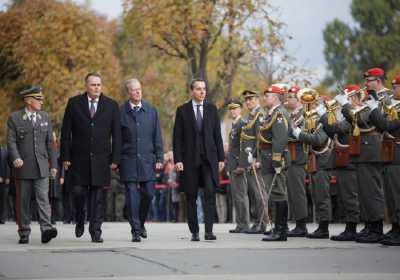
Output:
top-left (365, 78), bottom-right (378, 83)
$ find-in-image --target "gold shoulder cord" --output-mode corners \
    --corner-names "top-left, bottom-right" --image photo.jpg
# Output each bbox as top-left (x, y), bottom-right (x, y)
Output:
top-left (240, 111), bottom-right (261, 141)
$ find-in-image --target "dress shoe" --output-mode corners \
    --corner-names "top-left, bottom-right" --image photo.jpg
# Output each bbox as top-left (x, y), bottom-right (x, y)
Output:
top-left (262, 226), bottom-right (287, 242)
top-left (229, 228), bottom-right (248, 233)
top-left (91, 236), bottom-right (104, 243)
top-left (191, 233), bottom-right (200, 241)
top-left (287, 226), bottom-right (308, 237)
top-left (330, 230), bottom-right (356, 241)
top-left (75, 223), bottom-right (84, 238)
top-left (41, 228), bottom-right (58, 244)
top-left (380, 233), bottom-right (400, 246)
top-left (205, 233), bottom-right (217, 240)
top-left (356, 232), bottom-right (384, 243)
top-left (356, 224), bottom-right (370, 238)
top-left (140, 227), bottom-right (147, 239)
top-left (245, 224), bottom-right (265, 234)
top-left (18, 236), bottom-right (29, 244)
top-left (306, 228), bottom-right (329, 239)
top-left (132, 233), bottom-right (141, 242)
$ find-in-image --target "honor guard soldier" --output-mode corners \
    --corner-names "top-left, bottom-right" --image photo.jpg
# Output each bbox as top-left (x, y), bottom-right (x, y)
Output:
top-left (226, 99), bottom-right (251, 233)
top-left (7, 86), bottom-right (58, 244)
top-left (335, 82), bottom-right (385, 243)
top-left (240, 90), bottom-right (270, 234)
top-left (366, 74), bottom-right (400, 246)
top-left (258, 85), bottom-right (291, 242)
top-left (320, 85), bottom-right (361, 241)
top-left (284, 86), bottom-right (309, 237)
top-left (291, 88), bottom-right (333, 239)
top-left (364, 67), bottom-right (392, 111)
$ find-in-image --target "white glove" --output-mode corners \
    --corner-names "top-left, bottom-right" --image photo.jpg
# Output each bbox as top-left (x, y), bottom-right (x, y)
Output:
top-left (334, 94), bottom-right (349, 106)
top-left (336, 110), bottom-right (345, 122)
top-left (247, 152), bottom-right (253, 164)
top-left (274, 167), bottom-right (282, 174)
top-left (292, 126), bottom-right (301, 139)
top-left (366, 99), bottom-right (378, 111)
top-left (315, 103), bottom-right (327, 117)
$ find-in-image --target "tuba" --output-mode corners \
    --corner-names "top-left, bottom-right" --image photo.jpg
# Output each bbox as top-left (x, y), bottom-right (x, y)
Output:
top-left (297, 88), bottom-right (319, 131)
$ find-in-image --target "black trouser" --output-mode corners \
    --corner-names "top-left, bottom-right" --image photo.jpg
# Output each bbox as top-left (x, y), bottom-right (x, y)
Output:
top-left (74, 185), bottom-right (105, 238)
top-left (186, 162), bottom-right (216, 234)
top-left (0, 183), bottom-right (10, 222)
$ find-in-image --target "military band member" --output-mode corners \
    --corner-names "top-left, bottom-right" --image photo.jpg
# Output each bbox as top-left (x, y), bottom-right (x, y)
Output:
top-left (7, 86), bottom-right (58, 244)
top-left (226, 99), bottom-right (250, 233)
top-left (284, 86), bottom-right (309, 237)
top-left (366, 74), bottom-right (400, 246)
top-left (258, 85), bottom-right (290, 242)
top-left (335, 80), bottom-right (385, 243)
top-left (363, 67), bottom-right (392, 110)
top-left (292, 88), bottom-right (332, 239)
top-left (240, 90), bottom-right (269, 234)
top-left (320, 86), bottom-right (361, 241)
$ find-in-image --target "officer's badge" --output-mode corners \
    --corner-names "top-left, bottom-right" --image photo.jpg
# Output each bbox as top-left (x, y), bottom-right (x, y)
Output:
top-left (277, 116), bottom-right (283, 123)
top-left (22, 113), bottom-right (28, 121)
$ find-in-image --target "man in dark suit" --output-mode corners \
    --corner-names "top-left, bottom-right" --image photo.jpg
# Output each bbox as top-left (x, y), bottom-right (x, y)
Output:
top-left (173, 78), bottom-right (225, 241)
top-left (119, 78), bottom-right (163, 242)
top-left (60, 72), bottom-right (121, 243)
top-left (7, 86), bottom-right (58, 244)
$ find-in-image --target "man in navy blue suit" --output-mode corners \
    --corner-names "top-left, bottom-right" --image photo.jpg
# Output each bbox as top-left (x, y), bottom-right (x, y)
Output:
top-left (119, 78), bottom-right (164, 242)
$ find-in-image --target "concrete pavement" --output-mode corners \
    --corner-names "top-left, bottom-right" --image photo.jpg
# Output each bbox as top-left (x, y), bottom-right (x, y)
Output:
top-left (0, 222), bottom-right (398, 280)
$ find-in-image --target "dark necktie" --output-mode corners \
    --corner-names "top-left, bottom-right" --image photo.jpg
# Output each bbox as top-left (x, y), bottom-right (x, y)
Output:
top-left (30, 112), bottom-right (36, 126)
top-left (89, 99), bottom-right (96, 118)
top-left (196, 104), bottom-right (203, 131)
top-left (133, 106), bottom-right (140, 112)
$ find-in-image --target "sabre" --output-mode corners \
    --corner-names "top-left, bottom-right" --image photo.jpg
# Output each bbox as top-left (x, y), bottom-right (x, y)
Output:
top-left (244, 147), bottom-right (273, 229)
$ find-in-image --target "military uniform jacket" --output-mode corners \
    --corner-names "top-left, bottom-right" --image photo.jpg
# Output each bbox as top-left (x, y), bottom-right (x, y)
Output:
top-left (7, 109), bottom-right (56, 179)
top-left (239, 107), bottom-right (263, 168)
top-left (298, 121), bottom-right (332, 171)
top-left (226, 117), bottom-right (245, 172)
top-left (258, 104), bottom-right (290, 173)
top-left (60, 93), bottom-right (121, 186)
top-left (342, 103), bottom-right (382, 163)
top-left (369, 107), bottom-right (400, 164)
top-left (289, 107), bottom-right (307, 165)
top-left (320, 114), bottom-right (357, 169)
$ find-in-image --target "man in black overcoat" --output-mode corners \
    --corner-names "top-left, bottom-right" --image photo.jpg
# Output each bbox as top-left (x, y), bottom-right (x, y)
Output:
top-left (60, 72), bottom-right (121, 243)
top-left (173, 79), bottom-right (225, 241)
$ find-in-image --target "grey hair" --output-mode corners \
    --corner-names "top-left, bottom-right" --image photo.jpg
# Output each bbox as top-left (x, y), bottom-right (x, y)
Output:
top-left (124, 78), bottom-right (141, 91)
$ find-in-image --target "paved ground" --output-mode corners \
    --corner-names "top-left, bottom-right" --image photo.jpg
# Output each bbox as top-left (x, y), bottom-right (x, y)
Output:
top-left (0, 222), bottom-right (399, 280)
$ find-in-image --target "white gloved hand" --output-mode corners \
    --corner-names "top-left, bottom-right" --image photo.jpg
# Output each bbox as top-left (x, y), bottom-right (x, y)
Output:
top-left (334, 94), bottom-right (349, 106)
top-left (366, 98), bottom-right (378, 111)
top-left (292, 126), bottom-right (301, 139)
top-left (315, 103), bottom-right (327, 117)
top-left (274, 167), bottom-right (282, 174)
top-left (336, 110), bottom-right (345, 122)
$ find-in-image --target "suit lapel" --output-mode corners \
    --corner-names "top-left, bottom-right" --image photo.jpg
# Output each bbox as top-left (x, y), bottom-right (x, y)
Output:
top-left (203, 102), bottom-right (209, 132)
top-left (79, 93), bottom-right (91, 119)
top-left (93, 94), bottom-right (105, 120)
top-left (186, 101), bottom-right (197, 132)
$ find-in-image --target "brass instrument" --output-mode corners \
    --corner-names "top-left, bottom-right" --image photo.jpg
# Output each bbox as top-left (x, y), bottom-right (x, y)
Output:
top-left (385, 99), bottom-right (400, 121)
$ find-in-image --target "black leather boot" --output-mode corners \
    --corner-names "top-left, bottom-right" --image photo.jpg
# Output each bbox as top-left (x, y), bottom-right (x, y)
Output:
top-left (307, 221), bottom-right (329, 239)
top-left (262, 201), bottom-right (288, 242)
top-left (331, 222), bottom-right (357, 241)
top-left (287, 218), bottom-right (308, 237)
top-left (356, 220), bottom-right (384, 243)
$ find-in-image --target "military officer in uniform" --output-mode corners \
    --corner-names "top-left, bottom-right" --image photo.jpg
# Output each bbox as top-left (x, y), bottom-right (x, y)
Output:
top-left (320, 85), bottom-right (361, 241)
top-left (7, 86), bottom-right (58, 244)
top-left (335, 79), bottom-right (385, 243)
top-left (284, 86), bottom-right (309, 237)
top-left (292, 88), bottom-right (333, 239)
top-left (258, 85), bottom-right (290, 242)
top-left (240, 90), bottom-right (269, 234)
top-left (366, 74), bottom-right (400, 246)
top-left (226, 99), bottom-right (250, 233)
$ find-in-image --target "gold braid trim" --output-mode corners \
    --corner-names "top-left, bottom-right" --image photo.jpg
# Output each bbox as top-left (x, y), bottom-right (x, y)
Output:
top-left (260, 111), bottom-right (288, 131)
top-left (258, 131), bottom-right (272, 144)
top-left (240, 131), bottom-right (256, 141)
top-left (243, 111), bottom-right (262, 130)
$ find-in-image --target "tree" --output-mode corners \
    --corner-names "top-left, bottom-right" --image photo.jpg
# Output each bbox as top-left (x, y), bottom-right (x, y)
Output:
top-left (0, 0), bottom-right (122, 142)
top-left (323, 0), bottom-right (400, 85)
top-left (122, 0), bottom-right (282, 104)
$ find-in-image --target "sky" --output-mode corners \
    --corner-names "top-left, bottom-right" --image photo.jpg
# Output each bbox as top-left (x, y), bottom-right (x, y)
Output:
top-left (0, 0), bottom-right (355, 85)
